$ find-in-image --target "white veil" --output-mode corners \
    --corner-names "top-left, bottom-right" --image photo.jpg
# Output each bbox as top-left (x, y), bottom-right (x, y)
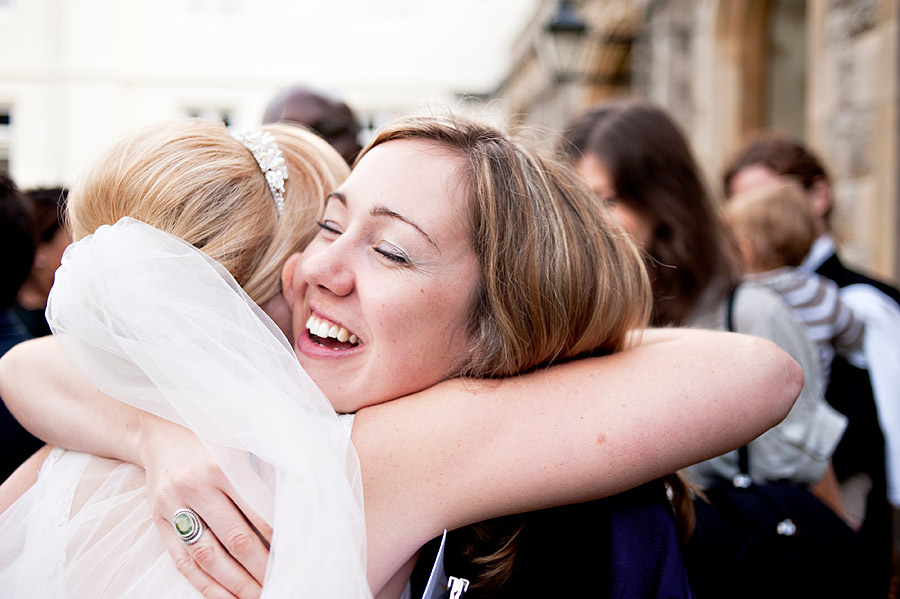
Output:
top-left (0, 218), bottom-right (371, 597)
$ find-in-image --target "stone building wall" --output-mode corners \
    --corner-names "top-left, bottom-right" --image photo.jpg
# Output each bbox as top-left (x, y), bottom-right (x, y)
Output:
top-left (494, 0), bottom-right (899, 281)
top-left (807, 0), bottom-right (898, 277)
top-left (635, 0), bottom-right (898, 280)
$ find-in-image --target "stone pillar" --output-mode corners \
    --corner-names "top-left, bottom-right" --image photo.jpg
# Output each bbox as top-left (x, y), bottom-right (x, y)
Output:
top-left (808, 0), bottom-right (899, 281)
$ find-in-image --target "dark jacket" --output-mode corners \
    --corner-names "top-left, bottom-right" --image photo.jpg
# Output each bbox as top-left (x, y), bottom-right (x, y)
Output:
top-left (815, 251), bottom-right (899, 591)
top-left (411, 481), bottom-right (694, 598)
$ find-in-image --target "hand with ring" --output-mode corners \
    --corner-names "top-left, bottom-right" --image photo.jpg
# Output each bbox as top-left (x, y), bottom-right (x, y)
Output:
top-left (140, 416), bottom-right (273, 599)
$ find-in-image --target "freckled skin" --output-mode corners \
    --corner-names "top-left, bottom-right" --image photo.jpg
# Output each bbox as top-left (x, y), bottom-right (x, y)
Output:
top-left (285, 140), bottom-right (481, 415)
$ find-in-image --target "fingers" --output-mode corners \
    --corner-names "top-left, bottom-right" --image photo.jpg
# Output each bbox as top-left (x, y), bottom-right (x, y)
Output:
top-left (156, 505), bottom-right (263, 599)
top-left (226, 479), bottom-right (274, 548)
top-left (143, 431), bottom-right (273, 597)
top-left (189, 527), bottom-right (263, 599)
top-left (201, 495), bottom-right (271, 584)
top-left (154, 511), bottom-right (239, 599)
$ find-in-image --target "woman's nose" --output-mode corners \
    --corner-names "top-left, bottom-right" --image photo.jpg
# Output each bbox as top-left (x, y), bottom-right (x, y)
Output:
top-left (300, 239), bottom-right (355, 297)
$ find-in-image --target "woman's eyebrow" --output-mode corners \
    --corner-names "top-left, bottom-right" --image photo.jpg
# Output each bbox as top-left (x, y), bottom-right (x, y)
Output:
top-left (326, 189), bottom-right (439, 249)
top-left (325, 190), bottom-right (346, 205)
top-left (371, 204), bottom-right (438, 249)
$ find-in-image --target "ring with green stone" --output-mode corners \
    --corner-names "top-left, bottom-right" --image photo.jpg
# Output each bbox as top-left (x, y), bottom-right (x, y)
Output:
top-left (172, 508), bottom-right (204, 545)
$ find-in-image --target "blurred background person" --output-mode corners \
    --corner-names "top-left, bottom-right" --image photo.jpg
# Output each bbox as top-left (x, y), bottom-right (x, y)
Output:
top-left (15, 187), bottom-right (70, 338)
top-left (723, 135), bottom-right (900, 306)
top-left (723, 134), bottom-right (897, 590)
top-left (562, 97), bottom-right (843, 497)
top-left (561, 97), bottom-right (859, 596)
top-left (724, 177), bottom-right (866, 397)
top-left (0, 173), bottom-right (44, 482)
top-left (263, 84), bottom-right (363, 165)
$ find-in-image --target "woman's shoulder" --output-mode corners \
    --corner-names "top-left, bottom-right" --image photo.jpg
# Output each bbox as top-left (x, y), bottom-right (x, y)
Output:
top-left (686, 281), bottom-right (790, 332)
top-left (733, 283), bottom-right (799, 330)
top-left (734, 281), bottom-right (827, 392)
top-left (735, 281), bottom-right (789, 308)
top-left (732, 282), bottom-right (823, 364)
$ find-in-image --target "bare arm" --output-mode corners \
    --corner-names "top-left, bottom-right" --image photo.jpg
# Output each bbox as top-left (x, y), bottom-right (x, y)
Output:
top-left (0, 327), bottom-right (801, 595)
top-left (0, 337), bottom-right (271, 599)
top-left (354, 328), bottom-right (801, 591)
top-left (0, 336), bottom-right (147, 465)
top-left (810, 461), bottom-right (851, 527)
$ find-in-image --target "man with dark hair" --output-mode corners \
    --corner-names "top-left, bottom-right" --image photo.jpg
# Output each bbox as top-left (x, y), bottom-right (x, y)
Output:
top-left (263, 85), bottom-right (362, 165)
top-left (724, 135), bottom-right (900, 302)
top-left (724, 134), bottom-right (900, 593)
top-left (0, 173), bottom-right (44, 482)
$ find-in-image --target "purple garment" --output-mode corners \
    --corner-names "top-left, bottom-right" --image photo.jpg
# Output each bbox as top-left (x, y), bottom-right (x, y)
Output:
top-left (411, 480), bottom-right (695, 598)
top-left (608, 483), bottom-right (695, 598)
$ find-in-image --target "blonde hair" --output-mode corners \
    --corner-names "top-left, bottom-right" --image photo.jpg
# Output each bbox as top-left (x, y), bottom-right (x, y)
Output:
top-left (725, 177), bottom-right (816, 272)
top-left (67, 119), bottom-right (348, 304)
top-left (363, 115), bottom-right (651, 379)
top-left (362, 114), bottom-right (652, 591)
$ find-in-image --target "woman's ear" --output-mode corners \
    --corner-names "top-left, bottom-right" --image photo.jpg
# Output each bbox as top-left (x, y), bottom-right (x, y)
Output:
top-left (260, 294), bottom-right (292, 340)
top-left (281, 252), bottom-right (303, 308)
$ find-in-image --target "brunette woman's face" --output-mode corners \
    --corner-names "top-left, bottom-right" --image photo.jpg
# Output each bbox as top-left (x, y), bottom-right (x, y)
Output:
top-left (281, 139), bottom-right (480, 413)
top-left (575, 153), bottom-right (654, 248)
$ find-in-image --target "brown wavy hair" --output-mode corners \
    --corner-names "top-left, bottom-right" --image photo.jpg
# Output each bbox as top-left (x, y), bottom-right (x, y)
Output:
top-left (361, 114), bottom-right (651, 378)
top-left (361, 114), bottom-right (653, 590)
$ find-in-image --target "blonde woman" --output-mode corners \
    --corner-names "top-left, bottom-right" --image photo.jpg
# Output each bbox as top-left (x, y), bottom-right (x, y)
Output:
top-left (0, 115), bottom-right (800, 598)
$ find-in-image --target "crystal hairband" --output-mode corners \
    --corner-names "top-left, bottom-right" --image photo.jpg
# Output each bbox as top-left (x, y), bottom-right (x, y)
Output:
top-left (231, 129), bottom-right (288, 216)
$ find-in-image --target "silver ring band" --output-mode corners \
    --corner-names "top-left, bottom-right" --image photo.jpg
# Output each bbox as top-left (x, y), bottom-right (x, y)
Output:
top-left (172, 508), bottom-right (204, 545)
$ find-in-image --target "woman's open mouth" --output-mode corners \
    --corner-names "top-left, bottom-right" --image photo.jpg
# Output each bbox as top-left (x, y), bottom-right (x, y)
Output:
top-left (306, 313), bottom-right (361, 350)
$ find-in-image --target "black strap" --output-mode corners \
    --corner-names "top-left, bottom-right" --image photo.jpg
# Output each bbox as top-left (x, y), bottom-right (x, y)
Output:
top-left (725, 286), bottom-right (737, 333)
top-left (737, 446), bottom-right (750, 476)
top-left (726, 287), bottom-right (751, 476)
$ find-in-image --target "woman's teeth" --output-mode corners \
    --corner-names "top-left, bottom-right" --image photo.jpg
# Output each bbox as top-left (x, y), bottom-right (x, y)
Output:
top-left (306, 314), bottom-right (359, 345)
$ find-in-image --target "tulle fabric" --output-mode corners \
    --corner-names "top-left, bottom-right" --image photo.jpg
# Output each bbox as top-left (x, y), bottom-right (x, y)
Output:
top-left (0, 218), bottom-right (371, 598)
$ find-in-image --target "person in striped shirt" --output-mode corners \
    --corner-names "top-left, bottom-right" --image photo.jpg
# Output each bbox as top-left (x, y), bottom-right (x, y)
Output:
top-left (725, 177), bottom-right (866, 386)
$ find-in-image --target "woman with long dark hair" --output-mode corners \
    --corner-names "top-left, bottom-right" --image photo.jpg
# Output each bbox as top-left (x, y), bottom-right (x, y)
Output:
top-left (561, 97), bottom-right (854, 598)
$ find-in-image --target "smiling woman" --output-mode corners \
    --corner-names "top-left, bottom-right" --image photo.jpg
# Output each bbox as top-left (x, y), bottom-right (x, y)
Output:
top-left (283, 139), bottom-right (480, 414)
top-left (0, 114), bottom-right (801, 599)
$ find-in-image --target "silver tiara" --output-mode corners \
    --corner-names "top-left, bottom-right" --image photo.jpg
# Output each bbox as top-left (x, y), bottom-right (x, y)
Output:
top-left (231, 129), bottom-right (288, 216)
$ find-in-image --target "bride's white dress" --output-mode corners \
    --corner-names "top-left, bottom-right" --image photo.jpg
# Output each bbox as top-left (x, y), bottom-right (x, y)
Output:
top-left (0, 218), bottom-right (371, 598)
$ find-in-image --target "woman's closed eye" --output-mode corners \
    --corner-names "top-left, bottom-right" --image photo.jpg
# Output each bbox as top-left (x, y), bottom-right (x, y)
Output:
top-left (317, 220), bottom-right (412, 265)
top-left (374, 242), bottom-right (410, 265)
top-left (316, 220), bottom-right (343, 236)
